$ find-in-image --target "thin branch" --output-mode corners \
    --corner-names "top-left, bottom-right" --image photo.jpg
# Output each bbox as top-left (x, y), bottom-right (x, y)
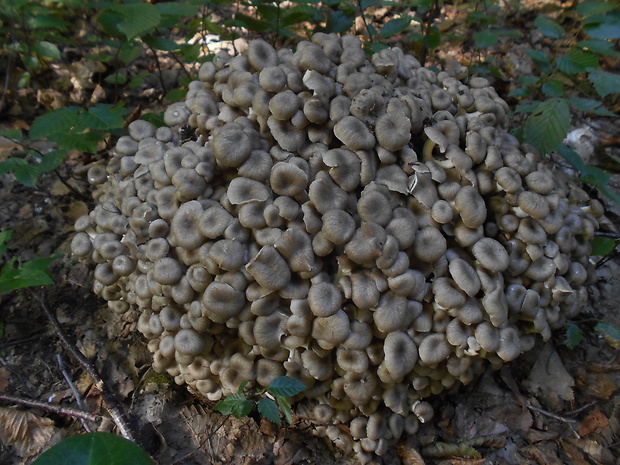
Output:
top-left (356, 0), bottom-right (374, 43)
top-left (0, 393), bottom-right (100, 423)
top-left (29, 288), bottom-right (136, 443)
top-left (57, 352), bottom-right (92, 432)
top-left (0, 52), bottom-right (14, 114)
top-left (0, 334), bottom-right (42, 350)
top-left (147, 45), bottom-right (167, 98)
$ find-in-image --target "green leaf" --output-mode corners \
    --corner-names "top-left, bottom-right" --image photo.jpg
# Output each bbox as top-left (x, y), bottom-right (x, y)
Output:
top-left (214, 394), bottom-right (253, 419)
top-left (556, 49), bottom-right (599, 74)
top-left (258, 397), bottom-right (281, 425)
top-left (524, 48), bottom-right (549, 64)
top-left (564, 323), bottom-right (583, 349)
top-left (275, 396), bottom-right (293, 425)
top-left (322, 10), bottom-right (354, 34)
top-left (0, 231), bottom-right (12, 255)
top-left (31, 432), bottom-right (154, 465)
top-left (556, 144), bottom-right (586, 172)
top-left (535, 16), bottom-right (565, 39)
top-left (112, 3), bottom-right (161, 39)
top-left (227, 13), bottom-right (270, 32)
top-left (119, 42), bottom-right (143, 64)
top-left (599, 184), bottom-right (620, 205)
top-left (96, 10), bottom-right (123, 36)
top-left (156, 2), bottom-right (198, 17)
top-left (568, 98), bottom-right (616, 116)
top-left (523, 99), bottom-right (570, 154)
top-left (515, 100), bottom-right (542, 114)
top-left (519, 75), bottom-right (539, 86)
top-left (508, 88), bottom-right (530, 98)
top-left (591, 237), bottom-right (616, 256)
top-left (577, 39), bottom-right (620, 58)
top-left (27, 14), bottom-right (69, 31)
top-left (580, 165), bottom-right (610, 189)
top-left (474, 30), bottom-right (499, 48)
top-left (423, 27), bottom-right (441, 49)
top-left (380, 16), bottom-right (413, 38)
top-left (0, 151), bottom-right (64, 188)
top-left (128, 73), bottom-right (151, 89)
top-left (588, 69), bottom-right (620, 97)
top-left (55, 132), bottom-right (105, 152)
top-left (143, 36), bottom-right (182, 52)
top-left (281, 5), bottom-right (319, 28)
top-left (595, 322), bottom-right (620, 349)
top-left (584, 15), bottom-right (620, 40)
top-left (30, 107), bottom-right (81, 139)
top-left (84, 104), bottom-right (127, 130)
top-left (1, 129), bottom-right (22, 140)
top-left (164, 88), bottom-right (187, 103)
top-left (33, 41), bottom-right (61, 60)
top-left (541, 79), bottom-right (564, 97)
top-left (105, 73), bottom-right (128, 85)
top-left (577, 1), bottom-right (619, 16)
top-left (238, 380), bottom-right (249, 394)
top-left (267, 376), bottom-right (306, 397)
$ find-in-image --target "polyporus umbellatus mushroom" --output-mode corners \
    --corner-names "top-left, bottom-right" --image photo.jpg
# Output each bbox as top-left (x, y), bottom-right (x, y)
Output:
top-left (73, 33), bottom-right (602, 462)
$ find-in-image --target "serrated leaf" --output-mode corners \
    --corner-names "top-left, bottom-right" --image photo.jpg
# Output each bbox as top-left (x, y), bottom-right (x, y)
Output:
top-left (577, 39), bottom-right (620, 58)
top-left (595, 323), bottom-right (620, 349)
top-left (564, 323), bottom-right (583, 349)
top-left (113, 3), bottom-right (161, 39)
top-left (30, 107), bottom-right (81, 139)
top-left (119, 42), bottom-right (143, 64)
top-left (515, 100), bottom-right (542, 114)
top-left (27, 14), bottom-right (69, 31)
top-left (577, 1), bottom-right (619, 16)
top-left (556, 144), bottom-right (585, 172)
top-left (275, 396), bottom-right (293, 424)
top-left (31, 432), bottom-right (154, 465)
top-left (423, 27), bottom-right (441, 49)
top-left (156, 2), bottom-right (198, 17)
top-left (228, 13), bottom-right (270, 32)
top-left (591, 237), bottom-right (616, 256)
top-left (322, 10), bottom-right (354, 34)
top-left (0, 253), bottom-right (59, 293)
top-left (494, 28), bottom-right (524, 39)
top-left (599, 184), bottom-right (620, 205)
top-left (105, 73), bottom-right (127, 85)
top-left (84, 105), bottom-right (127, 130)
top-left (33, 41), bottom-right (61, 60)
top-left (54, 132), bottom-right (105, 152)
top-left (519, 75), bottom-right (539, 86)
top-left (556, 49), bottom-right (599, 74)
top-left (535, 16), bottom-right (565, 38)
top-left (380, 16), bottom-right (413, 38)
top-left (281, 5), bottom-right (318, 27)
top-left (542, 79), bottom-right (564, 97)
top-left (267, 376), bottom-right (306, 397)
top-left (584, 15), bottom-right (620, 40)
top-left (523, 98), bottom-right (570, 154)
top-left (215, 393), bottom-right (254, 419)
top-left (508, 88), bottom-right (530, 98)
top-left (588, 69), bottom-right (620, 97)
top-left (238, 380), bottom-right (250, 394)
top-left (580, 164), bottom-right (610, 188)
top-left (96, 10), bottom-right (124, 36)
top-left (474, 30), bottom-right (499, 48)
top-left (568, 98), bottom-right (616, 116)
top-left (258, 397), bottom-right (281, 425)
top-left (525, 48), bottom-right (548, 63)
top-left (164, 88), bottom-right (187, 103)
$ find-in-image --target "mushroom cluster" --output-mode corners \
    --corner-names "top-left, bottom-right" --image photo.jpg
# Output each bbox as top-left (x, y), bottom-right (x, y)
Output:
top-left (72, 34), bottom-right (602, 462)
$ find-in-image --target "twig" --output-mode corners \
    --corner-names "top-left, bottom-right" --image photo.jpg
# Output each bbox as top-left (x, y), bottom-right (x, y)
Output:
top-left (0, 51), bottom-right (14, 114)
top-left (0, 334), bottom-right (42, 350)
top-left (356, 0), bottom-right (374, 43)
top-left (29, 288), bottom-right (136, 442)
top-left (0, 393), bottom-right (100, 423)
top-left (57, 353), bottom-right (92, 432)
top-left (563, 402), bottom-right (595, 417)
top-left (527, 404), bottom-right (578, 425)
top-left (147, 45), bottom-right (167, 98)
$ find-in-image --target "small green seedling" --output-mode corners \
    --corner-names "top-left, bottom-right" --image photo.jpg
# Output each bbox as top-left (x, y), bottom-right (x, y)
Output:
top-left (214, 376), bottom-right (306, 425)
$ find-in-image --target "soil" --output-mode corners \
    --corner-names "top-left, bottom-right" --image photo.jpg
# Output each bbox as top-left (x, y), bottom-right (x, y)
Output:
top-left (1, 1), bottom-right (620, 464)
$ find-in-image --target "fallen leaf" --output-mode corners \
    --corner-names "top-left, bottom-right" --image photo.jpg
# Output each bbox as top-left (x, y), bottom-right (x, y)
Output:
top-left (0, 407), bottom-right (56, 458)
top-left (397, 441), bottom-right (426, 465)
top-left (559, 438), bottom-right (591, 465)
top-left (584, 373), bottom-right (618, 400)
top-left (570, 437), bottom-right (616, 465)
top-left (578, 409), bottom-right (610, 437)
top-left (0, 367), bottom-right (9, 393)
top-left (525, 342), bottom-right (574, 410)
top-left (519, 443), bottom-right (563, 465)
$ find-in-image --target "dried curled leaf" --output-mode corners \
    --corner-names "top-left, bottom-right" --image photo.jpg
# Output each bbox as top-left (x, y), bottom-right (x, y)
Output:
top-left (0, 407), bottom-right (56, 458)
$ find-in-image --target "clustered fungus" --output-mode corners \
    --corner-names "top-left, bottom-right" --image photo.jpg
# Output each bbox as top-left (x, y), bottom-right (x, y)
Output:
top-left (72, 33), bottom-right (602, 463)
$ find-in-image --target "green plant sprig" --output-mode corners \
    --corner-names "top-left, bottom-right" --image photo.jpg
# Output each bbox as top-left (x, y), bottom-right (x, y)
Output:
top-left (214, 376), bottom-right (306, 426)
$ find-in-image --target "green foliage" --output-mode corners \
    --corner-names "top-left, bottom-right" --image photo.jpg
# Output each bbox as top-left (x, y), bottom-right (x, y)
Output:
top-left (564, 321), bottom-right (620, 351)
top-left (564, 322), bottom-right (583, 349)
top-left (0, 231), bottom-right (59, 294)
top-left (214, 376), bottom-right (306, 426)
top-left (31, 432), bottom-right (154, 465)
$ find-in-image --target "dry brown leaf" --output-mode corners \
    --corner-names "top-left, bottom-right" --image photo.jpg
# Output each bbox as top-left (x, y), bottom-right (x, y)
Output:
top-left (584, 373), bottom-right (618, 400)
top-left (570, 437), bottom-right (616, 465)
top-left (0, 367), bottom-right (10, 393)
top-left (397, 441), bottom-right (426, 465)
top-left (525, 342), bottom-right (574, 410)
top-left (559, 438), bottom-right (593, 465)
top-left (519, 443), bottom-right (563, 465)
top-left (0, 407), bottom-right (56, 458)
top-left (578, 410), bottom-right (610, 437)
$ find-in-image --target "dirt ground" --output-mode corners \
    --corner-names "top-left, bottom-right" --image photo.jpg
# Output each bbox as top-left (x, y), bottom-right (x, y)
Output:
top-left (1, 1), bottom-right (620, 464)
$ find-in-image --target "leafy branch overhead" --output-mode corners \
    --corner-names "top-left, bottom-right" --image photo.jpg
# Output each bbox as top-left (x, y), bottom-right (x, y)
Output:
top-left (214, 376), bottom-right (306, 426)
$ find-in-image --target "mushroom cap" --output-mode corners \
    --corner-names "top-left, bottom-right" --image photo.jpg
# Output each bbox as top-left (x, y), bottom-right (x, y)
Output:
top-left (308, 281), bottom-right (343, 317)
top-left (384, 331), bottom-right (418, 379)
top-left (418, 333), bottom-right (452, 366)
top-left (471, 237), bottom-right (510, 273)
top-left (201, 281), bottom-right (245, 322)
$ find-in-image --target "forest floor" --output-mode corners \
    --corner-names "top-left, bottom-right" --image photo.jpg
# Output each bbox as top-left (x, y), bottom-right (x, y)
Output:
top-left (1, 1), bottom-right (620, 464)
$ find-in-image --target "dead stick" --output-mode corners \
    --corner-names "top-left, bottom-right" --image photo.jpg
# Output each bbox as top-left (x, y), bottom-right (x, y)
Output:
top-left (0, 393), bottom-right (99, 423)
top-left (527, 404), bottom-right (577, 424)
top-left (30, 289), bottom-right (136, 442)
